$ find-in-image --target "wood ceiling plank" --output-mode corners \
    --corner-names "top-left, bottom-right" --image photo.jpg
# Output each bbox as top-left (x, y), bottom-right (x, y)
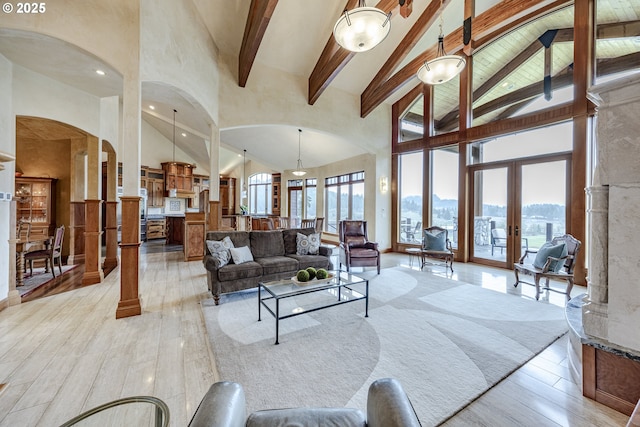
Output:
top-left (238, 0), bottom-right (279, 88)
top-left (361, 0), bottom-right (572, 118)
top-left (308, 0), bottom-right (399, 105)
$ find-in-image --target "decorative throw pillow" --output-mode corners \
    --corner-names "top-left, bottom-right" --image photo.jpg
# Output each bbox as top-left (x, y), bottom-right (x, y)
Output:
top-left (533, 242), bottom-right (568, 272)
top-left (296, 232), bottom-right (320, 255)
top-left (423, 229), bottom-right (446, 251)
top-left (206, 236), bottom-right (234, 267)
top-left (230, 246), bottom-right (254, 264)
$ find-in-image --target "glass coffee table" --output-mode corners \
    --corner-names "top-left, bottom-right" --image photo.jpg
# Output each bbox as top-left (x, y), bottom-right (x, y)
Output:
top-left (258, 271), bottom-right (369, 344)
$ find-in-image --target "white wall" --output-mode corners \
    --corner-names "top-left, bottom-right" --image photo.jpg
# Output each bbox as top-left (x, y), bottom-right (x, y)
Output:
top-left (0, 54), bottom-right (14, 303)
top-left (141, 119), bottom-right (199, 169)
top-left (140, 0), bottom-right (220, 127)
top-left (13, 65), bottom-right (101, 136)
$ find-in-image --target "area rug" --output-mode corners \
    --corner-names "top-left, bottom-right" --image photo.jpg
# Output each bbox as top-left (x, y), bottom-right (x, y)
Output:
top-left (18, 264), bottom-right (77, 298)
top-left (201, 267), bottom-right (568, 426)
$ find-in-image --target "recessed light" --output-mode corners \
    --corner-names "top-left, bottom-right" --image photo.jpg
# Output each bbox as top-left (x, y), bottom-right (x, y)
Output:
top-left (181, 132), bottom-right (187, 137)
top-left (237, 154), bottom-right (242, 157)
top-left (95, 69), bottom-right (106, 76)
top-left (149, 105), bottom-right (155, 110)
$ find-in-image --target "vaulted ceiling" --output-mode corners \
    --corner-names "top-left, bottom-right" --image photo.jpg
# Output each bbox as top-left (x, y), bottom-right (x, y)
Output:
top-left (1, 0), bottom-right (639, 175)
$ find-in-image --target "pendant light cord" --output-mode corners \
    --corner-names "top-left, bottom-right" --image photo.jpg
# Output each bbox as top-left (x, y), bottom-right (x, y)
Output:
top-left (172, 109), bottom-right (177, 163)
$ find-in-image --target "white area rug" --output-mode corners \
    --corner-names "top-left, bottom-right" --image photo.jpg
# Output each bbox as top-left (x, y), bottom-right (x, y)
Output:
top-left (201, 267), bottom-right (568, 426)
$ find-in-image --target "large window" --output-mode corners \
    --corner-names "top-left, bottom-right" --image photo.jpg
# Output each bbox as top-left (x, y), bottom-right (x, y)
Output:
top-left (325, 172), bottom-right (365, 234)
top-left (398, 152), bottom-right (423, 244)
top-left (249, 173), bottom-right (272, 215)
top-left (432, 147), bottom-right (459, 248)
top-left (287, 178), bottom-right (316, 226)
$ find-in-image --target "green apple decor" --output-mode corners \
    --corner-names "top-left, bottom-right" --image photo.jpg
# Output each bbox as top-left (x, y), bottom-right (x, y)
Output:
top-left (316, 268), bottom-right (328, 280)
top-left (306, 267), bottom-right (317, 280)
top-left (296, 269), bottom-right (310, 282)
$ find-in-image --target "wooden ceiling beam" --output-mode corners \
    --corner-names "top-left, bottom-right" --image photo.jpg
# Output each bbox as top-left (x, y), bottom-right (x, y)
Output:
top-left (308, 0), bottom-right (399, 105)
top-left (238, 0), bottom-right (279, 88)
top-left (361, 0), bottom-right (571, 118)
top-left (362, 0), bottom-right (446, 102)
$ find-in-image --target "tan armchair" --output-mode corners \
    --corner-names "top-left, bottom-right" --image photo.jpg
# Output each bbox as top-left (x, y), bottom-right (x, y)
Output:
top-left (513, 233), bottom-right (581, 300)
top-left (339, 220), bottom-right (380, 274)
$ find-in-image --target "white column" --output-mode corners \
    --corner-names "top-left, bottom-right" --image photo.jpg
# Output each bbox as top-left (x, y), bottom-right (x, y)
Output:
top-left (209, 123), bottom-right (220, 202)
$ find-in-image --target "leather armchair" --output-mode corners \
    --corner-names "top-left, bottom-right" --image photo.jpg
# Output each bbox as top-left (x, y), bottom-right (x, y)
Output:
top-left (188, 378), bottom-right (421, 427)
top-left (339, 220), bottom-right (380, 274)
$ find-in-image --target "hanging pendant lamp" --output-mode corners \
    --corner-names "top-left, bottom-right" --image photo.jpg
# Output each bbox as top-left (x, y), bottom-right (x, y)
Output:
top-left (169, 109), bottom-right (178, 198)
top-left (333, 0), bottom-right (391, 53)
top-left (292, 129), bottom-right (307, 177)
top-left (417, 1), bottom-right (466, 85)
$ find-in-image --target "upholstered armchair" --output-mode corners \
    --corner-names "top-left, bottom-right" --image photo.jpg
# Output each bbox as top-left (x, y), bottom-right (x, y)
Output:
top-left (188, 378), bottom-right (421, 427)
top-left (339, 220), bottom-right (380, 274)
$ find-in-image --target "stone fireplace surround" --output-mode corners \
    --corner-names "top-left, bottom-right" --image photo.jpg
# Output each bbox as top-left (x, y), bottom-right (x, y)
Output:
top-left (567, 71), bottom-right (640, 416)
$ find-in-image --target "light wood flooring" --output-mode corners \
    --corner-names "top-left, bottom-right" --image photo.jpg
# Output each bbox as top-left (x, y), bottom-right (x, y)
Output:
top-left (0, 249), bottom-right (629, 426)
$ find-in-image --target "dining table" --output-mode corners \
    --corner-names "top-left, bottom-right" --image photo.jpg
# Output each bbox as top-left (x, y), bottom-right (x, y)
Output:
top-left (15, 235), bottom-right (52, 287)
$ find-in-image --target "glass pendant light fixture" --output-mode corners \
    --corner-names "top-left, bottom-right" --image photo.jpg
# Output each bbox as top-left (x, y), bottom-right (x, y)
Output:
top-left (292, 129), bottom-right (307, 177)
top-left (417, 0), bottom-right (466, 85)
top-left (333, 0), bottom-right (391, 53)
top-left (169, 108), bottom-right (178, 198)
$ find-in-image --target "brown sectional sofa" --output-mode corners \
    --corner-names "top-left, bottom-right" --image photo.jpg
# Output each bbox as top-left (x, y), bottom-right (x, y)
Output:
top-left (203, 227), bottom-right (333, 305)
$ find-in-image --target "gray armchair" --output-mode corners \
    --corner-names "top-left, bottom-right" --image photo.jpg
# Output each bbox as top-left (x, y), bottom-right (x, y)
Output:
top-left (188, 378), bottom-right (421, 427)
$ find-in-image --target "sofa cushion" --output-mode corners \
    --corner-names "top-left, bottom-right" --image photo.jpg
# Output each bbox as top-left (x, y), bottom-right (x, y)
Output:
top-left (247, 408), bottom-right (366, 427)
top-left (349, 247), bottom-right (379, 258)
top-left (217, 262), bottom-right (263, 282)
top-left (206, 236), bottom-right (234, 268)
top-left (255, 256), bottom-right (298, 276)
top-left (423, 229), bottom-right (446, 251)
top-left (251, 230), bottom-right (285, 258)
top-left (286, 254), bottom-right (330, 271)
top-left (283, 227), bottom-right (316, 254)
top-left (296, 232), bottom-right (320, 255)
top-left (533, 242), bottom-right (568, 272)
top-left (345, 235), bottom-right (367, 247)
top-left (230, 246), bottom-right (254, 264)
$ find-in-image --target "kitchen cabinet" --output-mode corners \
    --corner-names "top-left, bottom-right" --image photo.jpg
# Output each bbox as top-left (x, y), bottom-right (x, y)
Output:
top-left (146, 168), bottom-right (165, 207)
top-left (272, 173), bottom-right (281, 216)
top-left (162, 162), bottom-right (194, 197)
top-left (190, 174), bottom-right (210, 209)
top-left (15, 177), bottom-right (57, 238)
top-left (166, 216), bottom-right (185, 245)
top-left (146, 217), bottom-right (166, 240)
top-left (219, 176), bottom-right (235, 215)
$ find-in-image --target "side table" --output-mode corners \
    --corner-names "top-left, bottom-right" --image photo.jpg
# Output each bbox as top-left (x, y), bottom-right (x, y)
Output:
top-left (406, 247), bottom-right (422, 267)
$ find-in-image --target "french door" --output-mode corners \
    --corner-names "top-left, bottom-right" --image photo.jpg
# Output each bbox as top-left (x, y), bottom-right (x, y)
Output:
top-left (288, 186), bottom-right (303, 227)
top-left (468, 154), bottom-right (571, 269)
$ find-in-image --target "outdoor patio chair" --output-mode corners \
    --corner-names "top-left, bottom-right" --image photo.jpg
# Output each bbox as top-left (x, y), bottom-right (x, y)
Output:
top-left (491, 228), bottom-right (529, 256)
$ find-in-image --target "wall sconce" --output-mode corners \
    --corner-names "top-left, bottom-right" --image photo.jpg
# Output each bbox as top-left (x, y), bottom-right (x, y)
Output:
top-left (379, 176), bottom-right (389, 193)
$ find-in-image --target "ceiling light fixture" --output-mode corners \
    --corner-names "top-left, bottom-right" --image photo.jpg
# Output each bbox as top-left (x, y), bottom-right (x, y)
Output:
top-left (149, 105), bottom-right (155, 110)
top-left (292, 129), bottom-right (307, 177)
top-left (95, 69), bottom-right (106, 76)
top-left (416, 0), bottom-right (466, 85)
top-left (169, 108), bottom-right (178, 198)
top-left (333, 0), bottom-right (391, 53)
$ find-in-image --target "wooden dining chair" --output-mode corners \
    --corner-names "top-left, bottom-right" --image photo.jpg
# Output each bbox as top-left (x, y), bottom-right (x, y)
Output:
top-left (25, 225), bottom-right (65, 278)
top-left (17, 219), bottom-right (31, 241)
top-left (277, 217), bottom-right (290, 229)
top-left (300, 218), bottom-right (316, 229)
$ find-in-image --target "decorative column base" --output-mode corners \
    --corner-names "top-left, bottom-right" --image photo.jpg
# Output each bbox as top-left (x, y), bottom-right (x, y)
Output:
top-left (103, 201), bottom-right (119, 270)
top-left (82, 199), bottom-right (103, 286)
top-left (116, 196), bottom-right (141, 319)
top-left (582, 299), bottom-right (609, 341)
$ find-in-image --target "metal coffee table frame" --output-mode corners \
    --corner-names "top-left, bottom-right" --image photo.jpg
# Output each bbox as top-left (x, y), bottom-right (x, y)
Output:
top-left (258, 270), bottom-right (369, 344)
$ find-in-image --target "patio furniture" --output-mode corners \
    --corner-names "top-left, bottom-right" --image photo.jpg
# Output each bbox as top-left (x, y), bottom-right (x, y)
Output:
top-left (421, 226), bottom-right (454, 272)
top-left (491, 228), bottom-right (529, 255)
top-left (513, 233), bottom-right (581, 300)
top-left (339, 220), bottom-right (380, 274)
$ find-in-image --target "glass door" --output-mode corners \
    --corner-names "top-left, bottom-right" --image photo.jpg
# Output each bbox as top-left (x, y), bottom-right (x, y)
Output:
top-left (517, 159), bottom-right (568, 260)
top-left (470, 166), bottom-right (511, 267)
top-left (469, 155), bottom-right (570, 269)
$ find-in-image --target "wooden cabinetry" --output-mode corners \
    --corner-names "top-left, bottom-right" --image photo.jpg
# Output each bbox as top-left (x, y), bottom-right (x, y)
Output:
top-left (272, 173), bottom-right (281, 216)
top-left (190, 174), bottom-right (210, 209)
top-left (219, 177), bottom-right (236, 215)
top-left (146, 168), bottom-right (165, 207)
top-left (162, 162), bottom-right (195, 197)
top-left (15, 177), bottom-right (57, 238)
top-left (166, 216), bottom-right (185, 245)
top-left (146, 217), bottom-right (166, 240)
top-left (184, 212), bottom-right (205, 261)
